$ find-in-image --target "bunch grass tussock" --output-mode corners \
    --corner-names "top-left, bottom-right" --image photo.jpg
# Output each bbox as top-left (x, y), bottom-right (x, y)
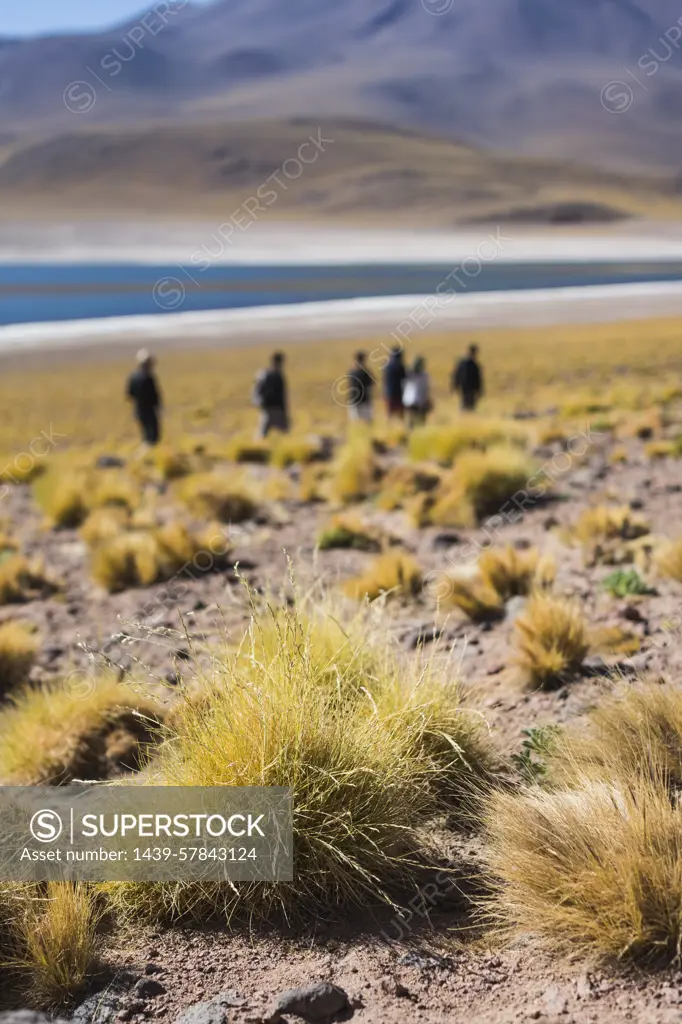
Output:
top-left (317, 512), bottom-right (385, 552)
top-left (485, 771), bottom-right (682, 962)
top-left (0, 674), bottom-right (162, 785)
top-left (90, 520), bottom-right (232, 592)
top-left (270, 433), bottom-right (324, 469)
top-left (408, 419), bottom-right (528, 466)
top-left (343, 551), bottom-right (422, 601)
top-left (427, 446), bottom-right (537, 528)
top-left (178, 471), bottom-right (258, 523)
top-left (34, 466), bottom-right (143, 529)
top-left (10, 883), bottom-right (101, 1006)
top-left (327, 433), bottom-right (378, 504)
top-left (0, 554), bottom-right (60, 604)
top-left (436, 546), bottom-right (555, 622)
top-left (514, 593), bottom-right (590, 688)
top-left (486, 682), bottom-right (682, 963)
top-left (0, 621), bottom-right (39, 695)
top-left (106, 597), bottom-right (490, 924)
top-left (549, 683), bottom-right (682, 791)
top-left (654, 537), bottom-right (682, 583)
top-left (375, 463), bottom-right (442, 512)
top-left (570, 504), bottom-right (651, 566)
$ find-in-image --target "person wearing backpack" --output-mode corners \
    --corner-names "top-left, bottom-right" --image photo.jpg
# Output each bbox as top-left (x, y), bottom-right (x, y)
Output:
top-left (253, 351), bottom-right (290, 437)
top-left (402, 355), bottom-right (432, 429)
top-left (346, 351), bottom-right (375, 422)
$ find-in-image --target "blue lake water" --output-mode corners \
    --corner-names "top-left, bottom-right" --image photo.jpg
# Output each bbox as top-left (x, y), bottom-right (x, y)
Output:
top-left (1, 261), bottom-right (682, 326)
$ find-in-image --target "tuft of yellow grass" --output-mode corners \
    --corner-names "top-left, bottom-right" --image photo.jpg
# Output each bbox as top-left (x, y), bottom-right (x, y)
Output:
top-left (0, 621), bottom-right (39, 695)
top-left (486, 682), bottom-right (682, 963)
top-left (428, 446), bottom-right (537, 527)
top-left (549, 683), bottom-right (682, 792)
top-left (270, 434), bottom-right (322, 469)
top-left (328, 433), bottom-right (378, 504)
top-left (317, 512), bottom-right (384, 552)
top-left (343, 551), bottom-right (422, 601)
top-left (478, 546), bottom-right (555, 601)
top-left (80, 506), bottom-right (131, 546)
top-left (654, 537), bottom-right (682, 582)
top-left (375, 463), bottom-right (442, 512)
top-left (408, 419), bottom-right (527, 466)
top-left (178, 471), bottom-right (258, 523)
top-left (34, 472), bottom-right (90, 529)
top-left (0, 554), bottom-right (60, 604)
top-left (434, 546), bottom-right (554, 621)
top-left (105, 597), bottom-right (490, 923)
top-left (0, 674), bottom-right (161, 784)
top-left (13, 883), bottom-right (101, 1006)
top-left (573, 505), bottom-right (650, 544)
top-left (514, 593), bottom-right (590, 688)
top-left (485, 771), bottom-right (682, 962)
top-left (90, 520), bottom-right (232, 592)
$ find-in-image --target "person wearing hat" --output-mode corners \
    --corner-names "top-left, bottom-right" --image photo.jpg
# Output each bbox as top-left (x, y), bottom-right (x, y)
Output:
top-left (127, 349), bottom-right (162, 446)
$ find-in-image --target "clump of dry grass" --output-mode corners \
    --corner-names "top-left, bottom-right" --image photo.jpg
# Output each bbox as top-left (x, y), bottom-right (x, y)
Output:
top-left (328, 434), bottom-right (378, 504)
top-left (343, 551), bottom-right (422, 601)
top-left (178, 472), bottom-right (258, 523)
top-left (433, 546), bottom-right (554, 622)
top-left (0, 675), bottom-right (162, 784)
top-left (80, 506), bottom-right (131, 546)
top-left (270, 434), bottom-right (323, 469)
top-left (0, 621), bottom-right (39, 696)
top-left (485, 772), bottom-right (682, 962)
top-left (514, 593), bottom-right (590, 688)
top-left (486, 682), bottom-right (682, 963)
top-left (104, 597), bottom-right (490, 924)
top-left (153, 446), bottom-right (193, 480)
top-left (89, 520), bottom-right (231, 593)
top-left (570, 504), bottom-right (650, 566)
top-left (427, 447), bottom-right (537, 527)
top-left (573, 505), bottom-right (650, 543)
top-left (34, 472), bottom-right (90, 529)
top-left (317, 513), bottom-right (384, 552)
top-left (375, 464), bottom-right (442, 512)
top-left (549, 683), bottom-right (682, 791)
top-left (12, 883), bottom-right (101, 1006)
top-left (408, 419), bottom-right (527, 466)
top-left (0, 554), bottom-right (60, 604)
top-left (654, 537), bottom-right (682, 582)
top-left (478, 546), bottom-right (555, 601)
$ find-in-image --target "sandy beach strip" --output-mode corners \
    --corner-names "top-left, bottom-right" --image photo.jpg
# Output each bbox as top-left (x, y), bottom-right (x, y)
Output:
top-left (2, 280), bottom-right (682, 360)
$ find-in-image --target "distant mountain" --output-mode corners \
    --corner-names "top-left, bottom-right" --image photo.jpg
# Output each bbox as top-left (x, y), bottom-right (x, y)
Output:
top-left (2, 0), bottom-right (682, 170)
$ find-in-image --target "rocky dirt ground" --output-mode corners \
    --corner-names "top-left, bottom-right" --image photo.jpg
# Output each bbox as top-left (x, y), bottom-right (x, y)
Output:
top-left (4, 424), bottom-right (682, 1024)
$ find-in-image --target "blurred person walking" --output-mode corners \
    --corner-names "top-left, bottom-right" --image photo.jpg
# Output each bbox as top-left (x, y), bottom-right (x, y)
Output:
top-left (452, 343), bottom-right (483, 411)
top-left (253, 351), bottom-right (290, 437)
top-left (346, 351), bottom-right (375, 422)
top-left (383, 345), bottom-right (406, 418)
top-left (127, 349), bottom-right (162, 446)
top-left (402, 356), bottom-right (432, 428)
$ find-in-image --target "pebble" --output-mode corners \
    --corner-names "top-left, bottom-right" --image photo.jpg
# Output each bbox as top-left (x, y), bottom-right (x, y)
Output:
top-left (269, 981), bottom-right (351, 1023)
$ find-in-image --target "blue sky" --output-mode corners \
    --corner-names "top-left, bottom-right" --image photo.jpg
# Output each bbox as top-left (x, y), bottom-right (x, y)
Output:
top-left (5, 0), bottom-right (212, 36)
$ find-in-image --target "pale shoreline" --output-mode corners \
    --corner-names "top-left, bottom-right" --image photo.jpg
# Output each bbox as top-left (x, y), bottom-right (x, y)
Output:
top-left (2, 281), bottom-right (682, 359)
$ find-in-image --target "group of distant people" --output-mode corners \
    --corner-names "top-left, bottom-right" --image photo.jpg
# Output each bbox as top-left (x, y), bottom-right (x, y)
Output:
top-left (126, 343), bottom-right (484, 445)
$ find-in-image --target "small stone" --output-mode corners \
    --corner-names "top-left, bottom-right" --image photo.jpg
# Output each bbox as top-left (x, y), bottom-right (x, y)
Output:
top-left (97, 455), bottom-right (126, 469)
top-left (432, 532), bottom-right (461, 549)
top-left (543, 984), bottom-right (568, 1016)
top-left (174, 991), bottom-right (244, 1024)
top-left (543, 516), bottom-right (560, 531)
top-left (270, 981), bottom-right (351, 1022)
top-left (145, 963), bottom-right (164, 976)
top-left (576, 973), bottom-right (594, 1000)
top-left (134, 978), bottom-right (167, 1000)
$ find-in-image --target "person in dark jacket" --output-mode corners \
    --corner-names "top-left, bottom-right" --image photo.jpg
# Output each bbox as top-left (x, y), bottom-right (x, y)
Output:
top-left (346, 351), bottom-right (375, 422)
top-left (452, 343), bottom-right (483, 411)
top-left (253, 351), bottom-right (290, 437)
top-left (127, 349), bottom-right (162, 445)
top-left (383, 346), bottom-right (406, 418)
